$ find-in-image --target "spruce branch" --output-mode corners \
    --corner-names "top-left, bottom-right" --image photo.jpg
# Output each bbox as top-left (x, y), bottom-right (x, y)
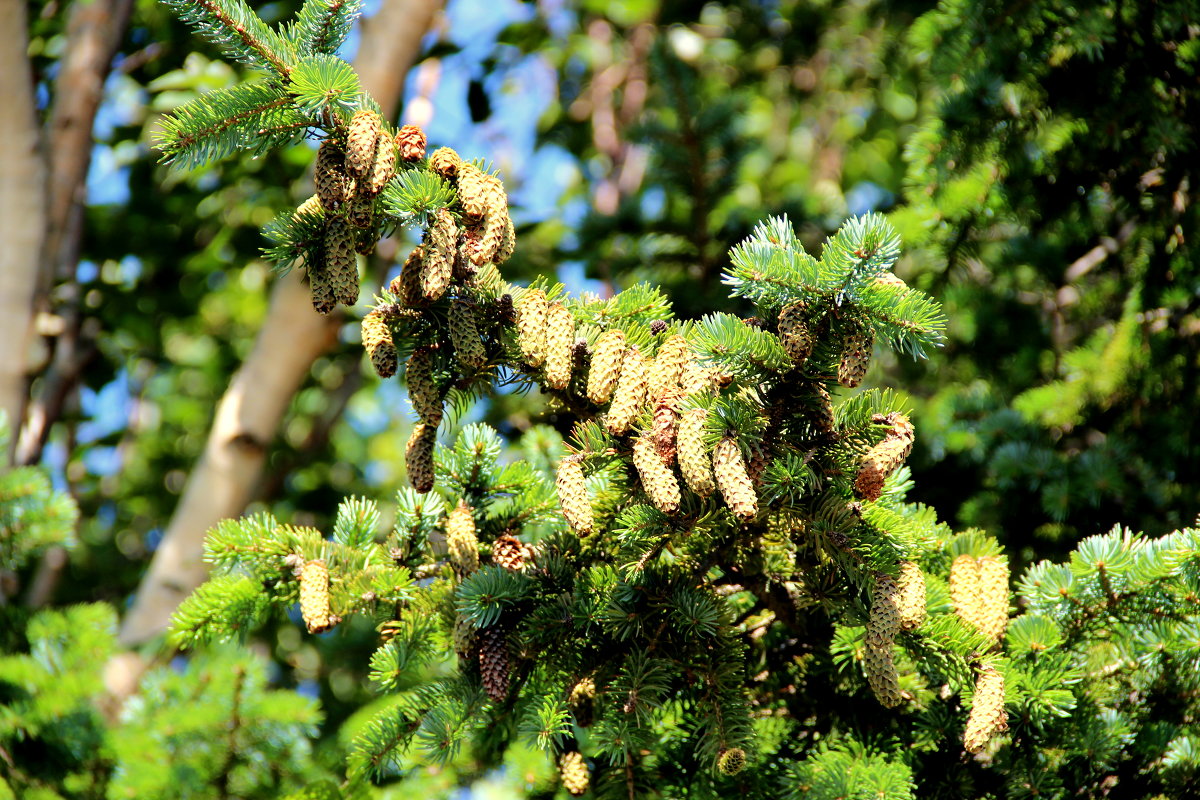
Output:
top-left (288, 0), bottom-right (363, 57)
top-left (161, 0), bottom-right (295, 78)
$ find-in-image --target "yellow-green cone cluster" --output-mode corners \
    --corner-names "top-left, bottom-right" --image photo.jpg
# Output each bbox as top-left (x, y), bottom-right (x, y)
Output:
top-left (346, 109), bottom-right (381, 176)
top-left (633, 435), bottom-right (681, 514)
top-left (323, 218), bottom-right (359, 306)
top-left (315, 141), bottom-right (351, 213)
top-left (406, 346), bottom-right (442, 426)
top-left (717, 747), bottom-right (747, 776)
top-left (515, 288), bottom-right (548, 367)
top-left (452, 612), bottom-right (475, 659)
top-left (299, 559), bottom-right (336, 634)
top-left (445, 500), bottom-right (479, 575)
top-left (405, 423), bottom-right (436, 494)
top-left (392, 246), bottom-right (425, 307)
top-left (478, 626), bottom-right (510, 701)
top-left (777, 301), bottom-right (814, 366)
top-left (677, 408), bottom-right (716, 498)
top-left (855, 412), bottom-right (916, 502)
top-left (569, 676), bottom-right (596, 727)
top-left (556, 455), bottom-right (593, 536)
top-left (713, 437), bottom-right (757, 520)
top-left (361, 309), bottom-right (397, 378)
top-left (421, 208), bottom-right (456, 302)
top-left (449, 300), bottom-right (487, 369)
top-left (964, 664), bottom-right (1007, 753)
top-left (897, 560), bottom-right (927, 630)
top-left (558, 751), bottom-right (590, 796)
top-left (838, 322), bottom-right (874, 388)
top-left (605, 347), bottom-right (648, 435)
top-left (950, 554), bottom-right (1009, 642)
top-left (647, 334), bottom-right (689, 400)
top-left (586, 329), bottom-right (626, 404)
top-left (864, 572), bottom-right (902, 708)
top-left (544, 303), bottom-right (575, 390)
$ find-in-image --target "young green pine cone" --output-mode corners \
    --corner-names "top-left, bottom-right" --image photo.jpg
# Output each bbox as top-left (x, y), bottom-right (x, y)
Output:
top-left (544, 303), bottom-right (575, 390)
top-left (405, 423), bottom-right (437, 493)
top-left (647, 334), bottom-right (690, 400)
top-left (717, 747), bottom-right (747, 776)
top-left (558, 751), bottom-right (590, 797)
top-left (778, 301), bottom-right (814, 366)
top-left (515, 288), bottom-right (549, 367)
top-left (315, 141), bottom-right (352, 213)
top-left (964, 664), bottom-right (1007, 753)
top-left (364, 134), bottom-right (396, 195)
top-left (348, 191), bottom-right (374, 229)
top-left (651, 388), bottom-right (682, 466)
top-left (811, 382), bottom-right (835, 433)
top-left (478, 625), bottom-right (510, 702)
top-left (897, 560), bottom-right (927, 631)
top-left (949, 554), bottom-right (984, 633)
top-left (976, 556), bottom-right (1010, 642)
top-left (306, 249), bottom-right (336, 315)
top-left (838, 321), bottom-right (874, 388)
top-left (713, 437), bottom-right (757, 520)
top-left (395, 124), bottom-right (427, 162)
top-left (299, 559), bottom-right (336, 634)
top-left (421, 208), bottom-right (457, 302)
top-left (362, 309), bottom-right (397, 378)
top-left (633, 435), bottom-right (681, 514)
top-left (492, 533), bottom-right (525, 571)
top-left (346, 110), bottom-right (382, 176)
top-left (429, 146), bottom-right (461, 178)
top-left (323, 218), bottom-right (359, 306)
top-left (681, 359), bottom-right (718, 396)
top-left (295, 193), bottom-right (324, 221)
top-left (496, 213), bottom-right (516, 264)
top-left (452, 612), bottom-right (476, 659)
top-left (864, 572), bottom-right (902, 707)
top-left (556, 454), bottom-right (593, 536)
top-left (605, 347), bottom-right (648, 435)
top-left (455, 162), bottom-right (491, 219)
top-left (586, 329), bottom-right (626, 405)
top-left (472, 176), bottom-right (510, 266)
top-left (445, 499), bottom-right (479, 575)
top-left (677, 408), bottom-right (716, 498)
top-left (405, 347), bottom-right (443, 425)
top-left (569, 677), bottom-right (596, 727)
top-left (449, 300), bottom-right (487, 370)
top-left (855, 412), bottom-right (916, 502)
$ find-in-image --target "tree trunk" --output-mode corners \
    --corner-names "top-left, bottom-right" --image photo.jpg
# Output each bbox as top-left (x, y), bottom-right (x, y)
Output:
top-left (118, 0), bottom-right (445, 646)
top-left (0, 0), bottom-right (46, 457)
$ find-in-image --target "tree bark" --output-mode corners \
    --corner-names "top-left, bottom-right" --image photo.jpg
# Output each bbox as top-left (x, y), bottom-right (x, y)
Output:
top-left (0, 0), bottom-right (47, 456)
top-left (119, 0), bottom-right (444, 646)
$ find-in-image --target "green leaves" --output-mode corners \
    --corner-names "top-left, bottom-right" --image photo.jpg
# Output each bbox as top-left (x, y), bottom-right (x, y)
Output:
top-left (288, 54), bottom-right (362, 117)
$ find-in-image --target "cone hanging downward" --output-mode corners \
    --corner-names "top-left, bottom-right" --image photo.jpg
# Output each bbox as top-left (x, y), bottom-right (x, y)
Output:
top-left (778, 301), bottom-right (814, 366)
top-left (516, 288), bottom-right (549, 368)
top-left (976, 556), bottom-right (1010, 642)
top-left (445, 500), bottom-right (479, 575)
top-left (855, 412), bottom-right (915, 502)
top-left (605, 347), bottom-right (648, 435)
top-left (713, 437), bottom-right (757, 520)
top-left (362, 309), bottom-right (397, 378)
top-left (864, 572), bottom-right (902, 708)
top-left (299, 559), bottom-right (336, 634)
top-left (949, 554), bottom-right (984, 632)
top-left (478, 625), bottom-right (510, 702)
top-left (897, 560), bottom-right (927, 631)
top-left (405, 423), bottom-right (437, 494)
top-left (544, 303), bottom-right (575, 390)
top-left (587, 329), bottom-right (626, 405)
top-left (396, 124), bottom-right (426, 161)
top-left (677, 407), bottom-right (716, 498)
top-left (346, 109), bottom-right (382, 176)
top-left (633, 435), bottom-right (681, 514)
top-left (449, 300), bottom-right (487, 370)
top-left (964, 664), bottom-right (1007, 753)
top-left (838, 321), bottom-right (874, 388)
top-left (556, 455), bottom-right (593, 536)
top-left (559, 751), bottom-right (590, 797)
top-left (406, 346), bottom-right (443, 426)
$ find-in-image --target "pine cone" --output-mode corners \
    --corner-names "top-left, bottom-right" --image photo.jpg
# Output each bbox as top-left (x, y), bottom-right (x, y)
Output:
top-left (569, 677), bottom-right (596, 727)
top-left (452, 613), bottom-right (476, 659)
top-left (556, 454), bottom-right (593, 536)
top-left (323, 218), bottom-right (359, 306)
top-left (478, 625), bottom-right (510, 702)
top-left (949, 554), bottom-right (984, 633)
top-left (976, 556), bottom-right (1010, 642)
top-left (392, 246), bottom-right (426, 307)
top-left (677, 407), bottom-right (716, 498)
top-left (445, 499), bottom-right (479, 575)
top-left (299, 559), bottom-right (336, 634)
top-left (306, 249), bottom-right (336, 315)
top-left (713, 437), bottom-right (757, 520)
top-left (496, 213), bottom-right (516, 263)
top-left (365, 134), bottom-right (396, 195)
top-left (421, 208), bottom-right (456, 302)
top-left (456, 162), bottom-right (491, 219)
top-left (964, 664), bottom-right (1007, 753)
top-left (873, 272), bottom-right (907, 290)
top-left (646, 334), bottom-right (690, 400)
top-left (633, 435), bottom-right (681, 514)
top-left (855, 412), bottom-right (916, 502)
top-left (897, 560), bottom-right (927, 631)
top-left (395, 124), bottom-right (427, 162)
top-left (811, 382), bottom-right (836, 434)
top-left (492, 533), bottom-right (525, 571)
top-left (515, 288), bottom-right (549, 367)
top-left (717, 747), bottom-right (747, 776)
top-left (296, 194), bottom-right (324, 220)
top-left (544, 303), bottom-right (575, 390)
top-left (865, 572), bottom-right (902, 707)
top-left (362, 309), bottom-right (397, 378)
top-left (559, 751), bottom-right (590, 796)
top-left (405, 423), bottom-right (437, 493)
top-left (651, 388), bottom-right (683, 466)
top-left (406, 346), bottom-right (443, 426)
top-left (605, 347), bottom-right (648, 436)
top-left (449, 300), bottom-right (487, 370)
top-left (346, 110), bottom-right (382, 176)
top-left (315, 141), bottom-right (352, 213)
top-left (838, 321), bottom-right (874, 388)
top-left (586, 329), bottom-right (626, 405)
top-left (348, 190), bottom-right (374, 229)
top-left (778, 301), bottom-right (814, 366)
top-left (429, 146), bottom-right (461, 178)
top-left (454, 224), bottom-right (479, 281)
top-left (681, 359), bottom-right (716, 396)
top-left (472, 177), bottom-right (510, 266)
